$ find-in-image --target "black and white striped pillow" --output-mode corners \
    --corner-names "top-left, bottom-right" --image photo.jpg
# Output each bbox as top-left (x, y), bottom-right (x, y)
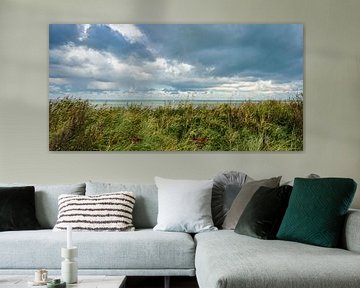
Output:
top-left (53, 192), bottom-right (136, 231)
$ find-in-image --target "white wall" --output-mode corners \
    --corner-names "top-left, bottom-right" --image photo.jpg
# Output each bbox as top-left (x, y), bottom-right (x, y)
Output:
top-left (0, 0), bottom-right (359, 208)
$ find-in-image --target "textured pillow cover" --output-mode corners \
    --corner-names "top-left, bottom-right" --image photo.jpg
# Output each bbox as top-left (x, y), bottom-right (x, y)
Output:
top-left (235, 185), bottom-right (293, 239)
top-left (277, 178), bottom-right (357, 247)
top-left (212, 171), bottom-right (251, 228)
top-left (222, 176), bottom-right (281, 230)
top-left (0, 186), bottom-right (41, 231)
top-left (0, 182), bottom-right (85, 228)
top-left (154, 177), bottom-right (217, 233)
top-left (86, 181), bottom-right (158, 229)
top-left (53, 192), bottom-right (136, 231)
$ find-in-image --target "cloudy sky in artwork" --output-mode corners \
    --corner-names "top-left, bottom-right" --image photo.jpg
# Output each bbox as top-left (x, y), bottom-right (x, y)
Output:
top-left (49, 24), bottom-right (303, 101)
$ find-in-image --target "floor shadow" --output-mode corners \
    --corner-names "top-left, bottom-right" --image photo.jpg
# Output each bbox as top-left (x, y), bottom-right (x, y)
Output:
top-left (126, 276), bottom-right (199, 288)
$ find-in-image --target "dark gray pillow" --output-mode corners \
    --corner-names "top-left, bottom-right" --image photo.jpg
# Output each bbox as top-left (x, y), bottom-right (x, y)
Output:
top-left (235, 185), bottom-right (293, 239)
top-left (223, 176), bottom-right (282, 230)
top-left (212, 171), bottom-right (250, 228)
top-left (0, 183), bottom-right (85, 228)
top-left (0, 186), bottom-right (41, 231)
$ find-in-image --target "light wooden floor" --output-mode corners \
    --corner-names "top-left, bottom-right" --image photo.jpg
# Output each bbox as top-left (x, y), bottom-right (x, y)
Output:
top-left (126, 276), bottom-right (199, 288)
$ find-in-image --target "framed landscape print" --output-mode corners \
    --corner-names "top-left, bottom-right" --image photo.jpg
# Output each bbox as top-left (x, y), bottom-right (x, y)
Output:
top-left (49, 24), bottom-right (303, 151)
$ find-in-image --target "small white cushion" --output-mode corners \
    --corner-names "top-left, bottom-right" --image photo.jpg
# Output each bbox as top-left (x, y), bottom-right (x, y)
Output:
top-left (154, 177), bottom-right (217, 233)
top-left (53, 192), bottom-right (135, 231)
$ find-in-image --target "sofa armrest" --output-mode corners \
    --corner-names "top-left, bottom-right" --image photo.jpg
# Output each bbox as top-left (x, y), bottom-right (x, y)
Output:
top-left (342, 209), bottom-right (360, 253)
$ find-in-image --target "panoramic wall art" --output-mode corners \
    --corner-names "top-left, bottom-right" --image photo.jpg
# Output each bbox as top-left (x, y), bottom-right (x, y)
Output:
top-left (49, 24), bottom-right (303, 151)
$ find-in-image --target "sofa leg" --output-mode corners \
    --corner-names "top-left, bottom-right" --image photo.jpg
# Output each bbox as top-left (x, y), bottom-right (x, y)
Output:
top-left (164, 276), bottom-right (170, 288)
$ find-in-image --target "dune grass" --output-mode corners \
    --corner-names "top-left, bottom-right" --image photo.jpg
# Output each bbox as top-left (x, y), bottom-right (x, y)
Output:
top-left (49, 96), bottom-right (303, 151)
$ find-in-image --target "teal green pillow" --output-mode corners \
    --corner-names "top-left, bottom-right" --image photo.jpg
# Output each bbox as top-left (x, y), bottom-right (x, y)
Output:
top-left (277, 178), bottom-right (357, 247)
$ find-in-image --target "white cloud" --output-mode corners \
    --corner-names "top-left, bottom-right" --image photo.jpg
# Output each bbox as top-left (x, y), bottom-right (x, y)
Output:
top-left (49, 77), bottom-right (70, 85)
top-left (143, 58), bottom-right (194, 80)
top-left (78, 24), bottom-right (91, 41)
top-left (87, 81), bottom-right (118, 90)
top-left (49, 43), bottom-right (302, 101)
top-left (209, 78), bottom-right (302, 99)
top-left (50, 44), bottom-right (198, 90)
top-left (77, 24), bottom-right (146, 44)
top-left (107, 24), bottom-right (146, 44)
top-left (50, 44), bottom-right (129, 81)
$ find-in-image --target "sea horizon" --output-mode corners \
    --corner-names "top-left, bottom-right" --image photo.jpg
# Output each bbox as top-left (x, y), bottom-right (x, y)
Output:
top-left (49, 97), bottom-right (297, 107)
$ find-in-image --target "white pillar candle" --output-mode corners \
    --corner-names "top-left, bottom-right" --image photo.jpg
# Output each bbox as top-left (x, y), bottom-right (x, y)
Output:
top-left (67, 225), bottom-right (72, 249)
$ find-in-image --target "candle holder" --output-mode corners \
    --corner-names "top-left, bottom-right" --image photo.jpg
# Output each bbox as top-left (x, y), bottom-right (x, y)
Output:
top-left (61, 247), bottom-right (78, 284)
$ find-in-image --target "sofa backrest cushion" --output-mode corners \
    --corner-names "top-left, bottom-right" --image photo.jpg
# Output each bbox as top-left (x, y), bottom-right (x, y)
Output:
top-left (0, 183), bottom-right (86, 229)
top-left (86, 181), bottom-right (158, 229)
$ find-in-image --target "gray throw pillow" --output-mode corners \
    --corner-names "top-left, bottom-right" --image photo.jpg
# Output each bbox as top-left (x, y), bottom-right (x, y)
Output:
top-left (283, 173), bottom-right (320, 186)
top-left (153, 177), bottom-right (217, 233)
top-left (212, 171), bottom-right (251, 228)
top-left (222, 176), bottom-right (281, 230)
top-left (0, 183), bottom-right (85, 228)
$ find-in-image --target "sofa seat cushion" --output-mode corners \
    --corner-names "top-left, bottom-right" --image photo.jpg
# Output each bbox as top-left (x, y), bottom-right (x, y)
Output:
top-left (0, 229), bottom-right (195, 270)
top-left (195, 230), bottom-right (360, 288)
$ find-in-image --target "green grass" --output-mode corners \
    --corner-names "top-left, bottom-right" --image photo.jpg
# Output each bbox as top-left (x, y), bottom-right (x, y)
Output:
top-left (49, 96), bottom-right (303, 151)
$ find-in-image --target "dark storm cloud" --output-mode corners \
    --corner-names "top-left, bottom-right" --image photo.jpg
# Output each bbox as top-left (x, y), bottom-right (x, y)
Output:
top-left (49, 24), bottom-right (80, 48)
top-left (138, 24), bottom-right (303, 81)
top-left (83, 25), bottom-right (154, 61)
top-left (161, 79), bottom-right (217, 92)
top-left (49, 24), bottom-right (154, 61)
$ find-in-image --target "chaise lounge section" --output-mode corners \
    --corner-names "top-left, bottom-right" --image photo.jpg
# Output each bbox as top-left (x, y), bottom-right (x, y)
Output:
top-left (195, 215), bottom-right (360, 288)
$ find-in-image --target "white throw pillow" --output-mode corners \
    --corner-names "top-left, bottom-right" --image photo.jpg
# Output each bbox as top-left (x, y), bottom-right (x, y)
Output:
top-left (153, 177), bottom-right (217, 233)
top-left (53, 192), bottom-right (135, 231)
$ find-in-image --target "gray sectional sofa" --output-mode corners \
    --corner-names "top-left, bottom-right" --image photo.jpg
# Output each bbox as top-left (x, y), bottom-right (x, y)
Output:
top-left (1, 181), bottom-right (360, 288)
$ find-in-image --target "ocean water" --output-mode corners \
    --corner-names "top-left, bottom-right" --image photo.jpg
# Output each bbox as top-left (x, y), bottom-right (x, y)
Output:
top-left (87, 99), bottom-right (256, 107)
